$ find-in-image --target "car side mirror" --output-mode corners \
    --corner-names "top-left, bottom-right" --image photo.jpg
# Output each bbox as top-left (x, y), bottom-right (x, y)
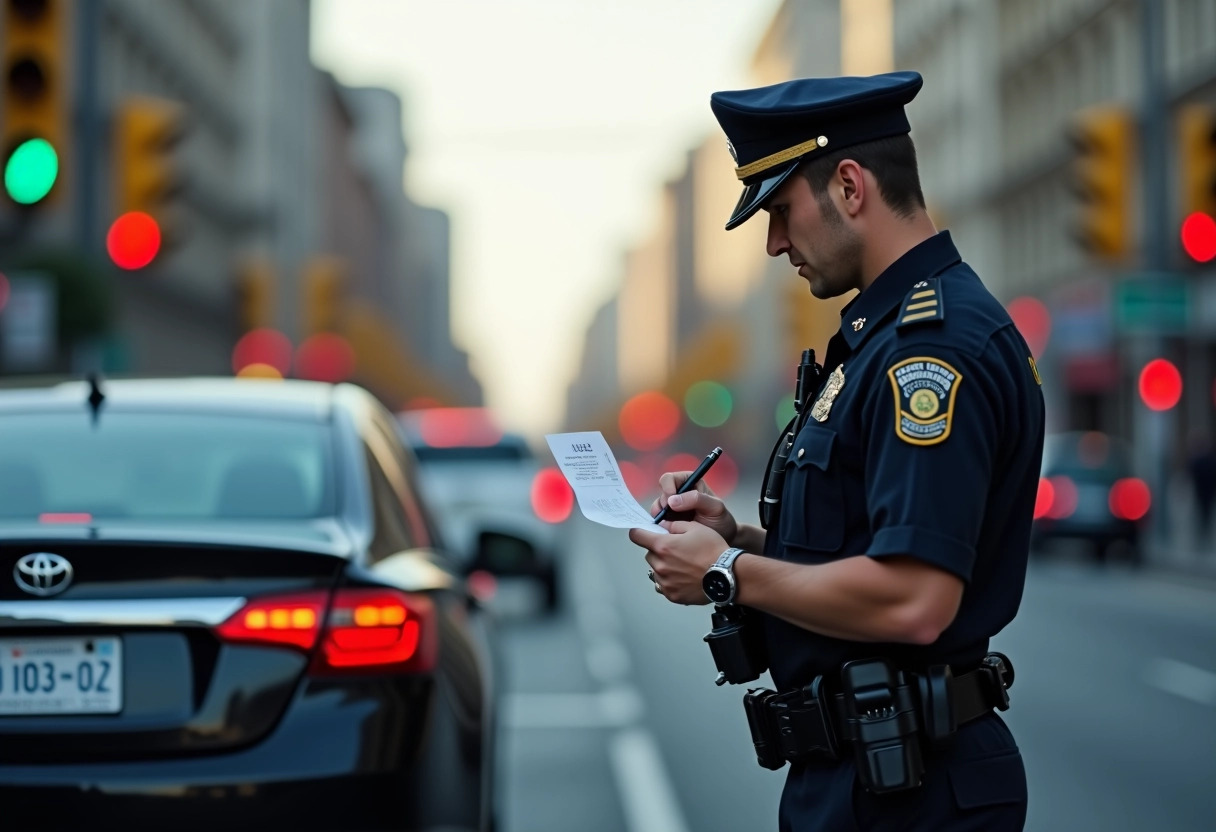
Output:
top-left (472, 530), bottom-right (540, 577)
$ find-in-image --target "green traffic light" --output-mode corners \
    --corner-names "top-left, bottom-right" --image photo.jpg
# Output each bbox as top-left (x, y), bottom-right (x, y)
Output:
top-left (684, 380), bottom-right (733, 428)
top-left (4, 138), bottom-right (59, 204)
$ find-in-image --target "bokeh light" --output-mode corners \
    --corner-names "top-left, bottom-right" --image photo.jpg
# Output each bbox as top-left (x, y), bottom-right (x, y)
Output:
top-left (232, 328), bottom-right (292, 376)
top-left (683, 380), bottom-right (733, 428)
top-left (417, 407), bottom-right (503, 448)
top-left (618, 460), bottom-right (648, 500)
top-left (295, 333), bottom-right (355, 383)
top-left (235, 362), bottom-right (284, 380)
top-left (1138, 359), bottom-right (1182, 411)
top-left (1109, 478), bottom-right (1150, 521)
top-left (619, 391), bottom-right (680, 451)
top-left (106, 211), bottom-right (162, 270)
top-left (1006, 296), bottom-right (1051, 357)
top-left (1181, 212), bottom-right (1216, 263)
top-left (4, 138), bottom-right (58, 204)
top-left (530, 467), bottom-right (574, 523)
top-left (703, 450), bottom-right (739, 497)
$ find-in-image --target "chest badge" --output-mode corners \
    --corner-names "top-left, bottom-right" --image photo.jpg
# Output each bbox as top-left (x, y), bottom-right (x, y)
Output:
top-left (810, 364), bottom-right (846, 422)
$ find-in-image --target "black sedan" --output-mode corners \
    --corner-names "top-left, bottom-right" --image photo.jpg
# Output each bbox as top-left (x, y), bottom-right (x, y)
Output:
top-left (0, 378), bottom-right (511, 831)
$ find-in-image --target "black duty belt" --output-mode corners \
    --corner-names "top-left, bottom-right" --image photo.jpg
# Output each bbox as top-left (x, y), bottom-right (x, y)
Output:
top-left (743, 653), bottom-right (1014, 775)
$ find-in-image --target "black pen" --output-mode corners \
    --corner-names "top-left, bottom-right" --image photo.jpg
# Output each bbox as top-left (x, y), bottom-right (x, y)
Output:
top-left (653, 446), bottom-right (723, 523)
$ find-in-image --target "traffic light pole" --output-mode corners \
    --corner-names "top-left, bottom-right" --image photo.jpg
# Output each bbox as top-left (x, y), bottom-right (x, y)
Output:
top-left (1138, 0), bottom-right (1173, 550)
top-left (74, 0), bottom-right (100, 254)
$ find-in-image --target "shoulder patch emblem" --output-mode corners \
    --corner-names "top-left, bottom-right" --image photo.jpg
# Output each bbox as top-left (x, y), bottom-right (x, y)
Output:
top-left (887, 356), bottom-right (963, 446)
top-left (896, 277), bottom-right (944, 328)
top-left (1028, 355), bottom-right (1042, 385)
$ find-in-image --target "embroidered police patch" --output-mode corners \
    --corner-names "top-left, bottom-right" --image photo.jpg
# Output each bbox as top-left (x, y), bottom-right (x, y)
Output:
top-left (887, 357), bottom-right (963, 446)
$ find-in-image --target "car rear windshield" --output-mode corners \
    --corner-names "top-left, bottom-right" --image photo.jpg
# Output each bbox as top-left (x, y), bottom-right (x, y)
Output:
top-left (0, 411), bottom-right (336, 520)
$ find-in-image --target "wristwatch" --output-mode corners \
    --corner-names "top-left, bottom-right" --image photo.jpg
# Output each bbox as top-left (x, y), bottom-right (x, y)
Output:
top-left (702, 547), bottom-right (746, 605)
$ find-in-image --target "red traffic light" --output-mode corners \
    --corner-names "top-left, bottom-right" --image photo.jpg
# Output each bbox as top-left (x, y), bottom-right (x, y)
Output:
top-left (1181, 212), bottom-right (1216, 263)
top-left (1138, 358), bottom-right (1182, 411)
top-left (106, 211), bottom-right (161, 270)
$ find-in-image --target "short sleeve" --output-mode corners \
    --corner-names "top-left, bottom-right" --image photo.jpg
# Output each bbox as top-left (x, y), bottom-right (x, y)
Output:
top-left (862, 345), bottom-right (1005, 581)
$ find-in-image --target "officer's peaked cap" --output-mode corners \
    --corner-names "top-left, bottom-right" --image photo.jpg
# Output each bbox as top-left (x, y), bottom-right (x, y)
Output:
top-left (710, 71), bottom-right (923, 230)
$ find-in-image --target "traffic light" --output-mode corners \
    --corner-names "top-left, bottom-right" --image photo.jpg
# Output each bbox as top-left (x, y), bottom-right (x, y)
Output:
top-left (111, 95), bottom-right (186, 264)
top-left (302, 255), bottom-right (345, 335)
top-left (2, 0), bottom-right (67, 206)
top-left (1179, 104), bottom-right (1216, 220)
top-left (236, 257), bottom-right (275, 332)
top-left (1067, 106), bottom-right (1135, 262)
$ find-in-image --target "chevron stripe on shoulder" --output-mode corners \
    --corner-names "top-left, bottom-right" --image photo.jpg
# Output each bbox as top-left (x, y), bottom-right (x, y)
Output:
top-left (896, 277), bottom-right (944, 328)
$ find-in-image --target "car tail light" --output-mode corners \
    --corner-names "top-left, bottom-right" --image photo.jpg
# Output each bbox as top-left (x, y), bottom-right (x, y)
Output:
top-left (215, 588), bottom-right (437, 674)
top-left (216, 591), bottom-right (328, 651)
top-left (312, 588), bottom-right (437, 675)
top-left (1033, 478), bottom-right (1054, 520)
top-left (1110, 477), bottom-right (1151, 521)
top-left (531, 466), bottom-right (574, 523)
top-left (1046, 475), bottom-right (1078, 519)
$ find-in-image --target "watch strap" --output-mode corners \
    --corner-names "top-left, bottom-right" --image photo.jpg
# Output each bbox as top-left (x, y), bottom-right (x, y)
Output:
top-left (714, 547), bottom-right (746, 570)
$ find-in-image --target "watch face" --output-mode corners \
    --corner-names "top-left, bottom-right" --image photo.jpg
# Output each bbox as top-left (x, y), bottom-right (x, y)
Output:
top-left (703, 570), bottom-right (732, 603)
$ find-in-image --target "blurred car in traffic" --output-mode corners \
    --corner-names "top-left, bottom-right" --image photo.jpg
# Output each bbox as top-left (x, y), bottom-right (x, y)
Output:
top-left (0, 378), bottom-right (513, 832)
top-left (1032, 431), bottom-right (1150, 565)
top-left (396, 407), bottom-right (573, 613)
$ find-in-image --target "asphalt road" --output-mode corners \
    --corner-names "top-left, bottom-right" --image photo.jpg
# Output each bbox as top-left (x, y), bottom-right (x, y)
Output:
top-left (491, 514), bottom-right (1216, 832)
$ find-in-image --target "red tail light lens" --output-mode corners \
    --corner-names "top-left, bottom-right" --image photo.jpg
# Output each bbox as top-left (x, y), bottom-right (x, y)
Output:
top-left (216, 591), bottom-right (327, 651)
top-left (1110, 478), bottom-right (1151, 521)
top-left (215, 588), bottom-right (437, 675)
top-left (1046, 475), bottom-right (1078, 519)
top-left (531, 466), bottom-right (574, 523)
top-left (313, 588), bottom-right (437, 675)
top-left (1033, 478), bottom-right (1054, 520)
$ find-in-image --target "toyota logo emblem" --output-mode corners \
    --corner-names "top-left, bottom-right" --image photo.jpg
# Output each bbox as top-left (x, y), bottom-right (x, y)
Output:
top-left (13, 553), bottom-right (74, 597)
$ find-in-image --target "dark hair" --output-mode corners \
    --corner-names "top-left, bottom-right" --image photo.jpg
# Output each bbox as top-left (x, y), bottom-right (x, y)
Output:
top-left (798, 134), bottom-right (925, 219)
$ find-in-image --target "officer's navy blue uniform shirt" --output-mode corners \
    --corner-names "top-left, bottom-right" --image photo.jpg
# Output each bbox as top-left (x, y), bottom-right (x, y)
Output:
top-left (762, 231), bottom-right (1045, 691)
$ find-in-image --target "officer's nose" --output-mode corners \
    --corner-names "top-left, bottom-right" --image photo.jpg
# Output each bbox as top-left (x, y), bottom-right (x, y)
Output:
top-left (766, 214), bottom-right (790, 259)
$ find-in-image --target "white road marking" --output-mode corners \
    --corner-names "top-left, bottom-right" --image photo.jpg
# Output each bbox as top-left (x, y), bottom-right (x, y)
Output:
top-left (502, 686), bottom-right (645, 730)
top-left (610, 728), bottom-right (691, 832)
top-left (1145, 657), bottom-right (1216, 706)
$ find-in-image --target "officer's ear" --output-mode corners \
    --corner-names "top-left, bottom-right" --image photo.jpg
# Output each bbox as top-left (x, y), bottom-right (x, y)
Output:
top-left (835, 159), bottom-right (866, 219)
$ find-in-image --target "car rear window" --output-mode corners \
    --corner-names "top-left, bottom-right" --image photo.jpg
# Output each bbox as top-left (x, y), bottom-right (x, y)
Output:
top-left (0, 412), bottom-right (335, 520)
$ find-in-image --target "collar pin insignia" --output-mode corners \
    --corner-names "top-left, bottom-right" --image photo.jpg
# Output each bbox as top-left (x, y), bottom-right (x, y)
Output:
top-left (852, 317), bottom-right (866, 332)
top-left (914, 281), bottom-right (929, 288)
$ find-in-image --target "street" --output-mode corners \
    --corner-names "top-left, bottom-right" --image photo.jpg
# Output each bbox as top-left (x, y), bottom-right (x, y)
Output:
top-left (494, 509), bottom-right (1216, 832)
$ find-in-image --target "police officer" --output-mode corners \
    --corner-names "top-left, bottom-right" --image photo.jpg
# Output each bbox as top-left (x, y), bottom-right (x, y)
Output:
top-left (629, 71), bottom-right (1044, 831)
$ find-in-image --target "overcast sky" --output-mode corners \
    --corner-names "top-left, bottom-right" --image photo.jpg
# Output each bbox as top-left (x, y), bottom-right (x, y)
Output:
top-left (311, 0), bottom-right (783, 434)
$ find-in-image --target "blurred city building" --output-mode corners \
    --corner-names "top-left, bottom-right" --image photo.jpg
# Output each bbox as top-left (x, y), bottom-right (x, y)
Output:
top-left (0, 0), bottom-right (480, 408)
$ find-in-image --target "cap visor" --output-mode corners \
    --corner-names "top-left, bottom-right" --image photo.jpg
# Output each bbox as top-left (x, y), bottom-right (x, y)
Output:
top-left (724, 162), bottom-right (799, 230)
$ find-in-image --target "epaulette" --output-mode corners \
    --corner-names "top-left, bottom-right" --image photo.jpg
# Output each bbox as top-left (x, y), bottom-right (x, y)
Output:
top-left (896, 277), bottom-right (944, 328)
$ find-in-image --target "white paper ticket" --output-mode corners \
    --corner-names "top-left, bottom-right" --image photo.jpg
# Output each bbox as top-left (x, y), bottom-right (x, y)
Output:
top-left (544, 431), bottom-right (667, 533)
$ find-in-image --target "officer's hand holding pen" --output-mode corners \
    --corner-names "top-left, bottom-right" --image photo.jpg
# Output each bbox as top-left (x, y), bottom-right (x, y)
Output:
top-left (648, 448), bottom-right (740, 545)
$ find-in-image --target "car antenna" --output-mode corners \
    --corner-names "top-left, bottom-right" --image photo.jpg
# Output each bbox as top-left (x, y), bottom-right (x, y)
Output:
top-left (86, 372), bottom-right (105, 426)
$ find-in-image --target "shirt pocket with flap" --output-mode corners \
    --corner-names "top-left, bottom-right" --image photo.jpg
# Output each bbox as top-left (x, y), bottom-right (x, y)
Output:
top-left (778, 424), bottom-right (845, 555)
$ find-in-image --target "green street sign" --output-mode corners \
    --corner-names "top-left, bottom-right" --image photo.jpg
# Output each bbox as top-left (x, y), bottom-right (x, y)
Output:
top-left (1114, 275), bottom-right (1190, 333)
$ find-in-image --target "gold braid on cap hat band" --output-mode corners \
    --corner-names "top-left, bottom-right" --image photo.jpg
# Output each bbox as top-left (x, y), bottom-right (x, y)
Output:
top-left (735, 135), bottom-right (829, 181)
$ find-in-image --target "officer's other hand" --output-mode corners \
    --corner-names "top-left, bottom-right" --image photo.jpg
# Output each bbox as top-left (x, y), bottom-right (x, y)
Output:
top-left (650, 471), bottom-right (739, 546)
top-left (629, 520), bottom-right (725, 605)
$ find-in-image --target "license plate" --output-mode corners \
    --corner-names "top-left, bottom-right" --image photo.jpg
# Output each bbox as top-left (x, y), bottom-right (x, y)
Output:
top-left (0, 637), bottom-right (122, 715)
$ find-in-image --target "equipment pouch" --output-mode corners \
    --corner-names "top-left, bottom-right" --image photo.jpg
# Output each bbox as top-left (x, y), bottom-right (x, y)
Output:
top-left (841, 658), bottom-right (925, 794)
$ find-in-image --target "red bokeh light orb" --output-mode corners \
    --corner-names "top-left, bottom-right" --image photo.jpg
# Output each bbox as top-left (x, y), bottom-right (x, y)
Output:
top-left (1109, 478), bottom-right (1151, 522)
top-left (1006, 296), bottom-right (1051, 357)
top-left (295, 333), bottom-right (355, 383)
top-left (107, 211), bottom-right (161, 270)
top-left (531, 467), bottom-right (574, 524)
top-left (1033, 478), bottom-right (1054, 520)
top-left (1181, 212), bottom-right (1216, 263)
top-left (619, 391), bottom-right (681, 451)
top-left (704, 451), bottom-right (739, 498)
top-left (1138, 359), bottom-right (1182, 411)
top-left (232, 328), bottom-right (292, 376)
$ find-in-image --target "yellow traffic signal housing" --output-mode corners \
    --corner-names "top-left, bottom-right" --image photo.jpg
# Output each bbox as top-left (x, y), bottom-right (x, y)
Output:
top-left (236, 257), bottom-right (276, 331)
top-left (1179, 104), bottom-right (1216, 219)
top-left (2, 0), bottom-right (68, 204)
top-left (302, 256), bottom-right (347, 335)
top-left (1068, 106), bottom-right (1135, 262)
top-left (114, 95), bottom-right (186, 217)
